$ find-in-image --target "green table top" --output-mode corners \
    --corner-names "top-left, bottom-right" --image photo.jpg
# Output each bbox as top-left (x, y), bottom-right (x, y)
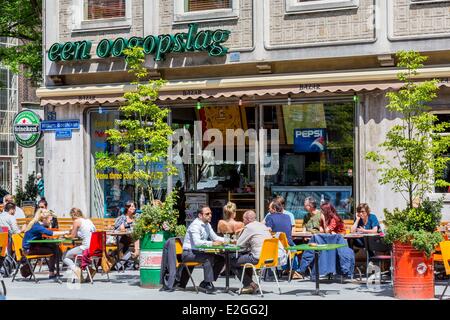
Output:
top-left (28, 239), bottom-right (73, 244)
top-left (287, 244), bottom-right (346, 251)
top-left (196, 245), bottom-right (241, 251)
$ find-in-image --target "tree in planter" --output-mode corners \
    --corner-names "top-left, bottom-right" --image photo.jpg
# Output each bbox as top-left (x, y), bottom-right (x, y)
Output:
top-left (366, 51), bottom-right (450, 257)
top-left (95, 46), bottom-right (183, 237)
top-left (15, 173), bottom-right (38, 206)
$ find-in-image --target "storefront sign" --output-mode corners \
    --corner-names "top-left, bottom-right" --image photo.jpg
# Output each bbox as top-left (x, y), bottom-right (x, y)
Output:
top-left (48, 23), bottom-right (231, 62)
top-left (55, 129), bottom-right (72, 139)
top-left (294, 128), bottom-right (326, 153)
top-left (41, 120), bottom-right (80, 131)
top-left (13, 110), bottom-right (42, 148)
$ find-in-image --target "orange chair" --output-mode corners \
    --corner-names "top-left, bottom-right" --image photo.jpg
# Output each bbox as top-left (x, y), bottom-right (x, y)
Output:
top-left (11, 234), bottom-right (53, 283)
top-left (0, 232), bottom-right (8, 274)
top-left (238, 238), bottom-right (282, 297)
top-left (175, 238), bottom-right (202, 293)
top-left (439, 241), bottom-right (450, 300)
top-left (274, 232), bottom-right (302, 282)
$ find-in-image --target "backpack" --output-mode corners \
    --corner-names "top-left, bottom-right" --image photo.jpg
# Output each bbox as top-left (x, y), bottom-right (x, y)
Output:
top-left (20, 263), bottom-right (32, 278)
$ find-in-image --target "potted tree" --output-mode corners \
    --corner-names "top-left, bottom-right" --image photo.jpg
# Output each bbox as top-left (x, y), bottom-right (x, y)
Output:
top-left (366, 51), bottom-right (450, 299)
top-left (95, 46), bottom-right (184, 288)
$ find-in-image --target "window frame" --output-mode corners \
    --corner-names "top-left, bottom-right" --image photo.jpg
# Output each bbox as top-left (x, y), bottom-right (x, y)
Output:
top-left (72, 0), bottom-right (132, 33)
top-left (285, 0), bottom-right (359, 14)
top-left (173, 0), bottom-right (239, 24)
top-left (432, 110), bottom-right (450, 196)
top-left (410, 0), bottom-right (450, 5)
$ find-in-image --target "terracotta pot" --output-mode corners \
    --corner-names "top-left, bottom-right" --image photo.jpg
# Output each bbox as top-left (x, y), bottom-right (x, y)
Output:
top-left (392, 241), bottom-right (434, 299)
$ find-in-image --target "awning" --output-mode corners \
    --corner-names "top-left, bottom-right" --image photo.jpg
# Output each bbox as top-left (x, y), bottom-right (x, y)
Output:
top-left (37, 66), bottom-right (450, 106)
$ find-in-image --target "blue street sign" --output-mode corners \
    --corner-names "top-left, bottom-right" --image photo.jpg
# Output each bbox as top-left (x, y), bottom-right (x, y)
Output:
top-left (55, 129), bottom-right (72, 139)
top-left (41, 120), bottom-right (80, 131)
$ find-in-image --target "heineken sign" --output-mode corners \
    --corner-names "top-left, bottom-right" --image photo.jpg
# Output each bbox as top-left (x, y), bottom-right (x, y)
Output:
top-left (13, 110), bottom-right (42, 148)
top-left (48, 23), bottom-right (231, 62)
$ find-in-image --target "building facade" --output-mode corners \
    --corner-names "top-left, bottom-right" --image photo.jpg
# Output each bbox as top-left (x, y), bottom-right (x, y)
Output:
top-left (39, 0), bottom-right (450, 222)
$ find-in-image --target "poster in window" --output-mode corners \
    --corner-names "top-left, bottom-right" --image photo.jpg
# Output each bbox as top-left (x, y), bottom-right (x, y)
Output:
top-left (282, 104), bottom-right (326, 144)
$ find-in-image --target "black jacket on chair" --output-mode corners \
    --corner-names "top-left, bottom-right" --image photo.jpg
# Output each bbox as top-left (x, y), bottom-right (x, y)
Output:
top-left (160, 237), bottom-right (191, 290)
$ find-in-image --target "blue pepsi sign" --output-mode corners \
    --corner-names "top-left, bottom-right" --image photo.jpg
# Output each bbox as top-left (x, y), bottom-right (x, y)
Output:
top-left (294, 128), bottom-right (326, 153)
top-left (41, 120), bottom-right (80, 131)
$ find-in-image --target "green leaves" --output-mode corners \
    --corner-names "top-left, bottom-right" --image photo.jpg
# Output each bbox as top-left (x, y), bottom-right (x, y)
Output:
top-left (0, 0), bottom-right (42, 83)
top-left (94, 46), bottom-right (177, 202)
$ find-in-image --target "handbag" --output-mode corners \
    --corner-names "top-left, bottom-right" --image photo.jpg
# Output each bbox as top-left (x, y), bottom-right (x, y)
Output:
top-left (101, 250), bottom-right (115, 273)
top-left (20, 263), bottom-right (32, 278)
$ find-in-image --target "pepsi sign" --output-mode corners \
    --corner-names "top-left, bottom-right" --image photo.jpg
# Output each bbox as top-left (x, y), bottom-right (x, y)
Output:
top-left (294, 128), bottom-right (326, 153)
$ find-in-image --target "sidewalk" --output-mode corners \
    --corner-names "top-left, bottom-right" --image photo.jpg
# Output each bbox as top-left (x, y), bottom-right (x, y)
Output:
top-left (3, 268), bottom-right (448, 300)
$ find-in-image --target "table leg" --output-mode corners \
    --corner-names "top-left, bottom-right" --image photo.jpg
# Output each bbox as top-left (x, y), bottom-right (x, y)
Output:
top-left (225, 251), bottom-right (230, 293)
top-left (55, 244), bottom-right (62, 284)
top-left (314, 251), bottom-right (320, 295)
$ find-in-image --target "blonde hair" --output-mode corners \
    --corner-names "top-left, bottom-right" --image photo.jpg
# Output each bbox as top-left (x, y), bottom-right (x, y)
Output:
top-left (223, 202), bottom-right (237, 220)
top-left (70, 207), bottom-right (85, 219)
top-left (26, 209), bottom-right (52, 231)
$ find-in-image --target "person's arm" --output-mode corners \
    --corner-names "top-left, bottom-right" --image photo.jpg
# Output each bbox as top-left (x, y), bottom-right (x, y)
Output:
top-left (66, 220), bottom-right (80, 238)
top-left (326, 218), bottom-right (337, 234)
top-left (265, 215), bottom-right (274, 232)
top-left (351, 214), bottom-right (360, 233)
top-left (114, 216), bottom-right (125, 231)
top-left (319, 213), bottom-right (327, 233)
top-left (189, 223), bottom-right (214, 247)
top-left (359, 215), bottom-right (379, 234)
top-left (208, 224), bottom-right (224, 243)
top-left (236, 227), bottom-right (251, 247)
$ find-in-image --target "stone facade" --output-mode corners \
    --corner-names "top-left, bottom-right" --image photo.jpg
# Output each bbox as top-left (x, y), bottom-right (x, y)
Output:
top-left (58, 0), bottom-right (144, 47)
top-left (268, 0), bottom-right (375, 47)
top-left (158, 0), bottom-right (254, 51)
top-left (391, 0), bottom-right (450, 39)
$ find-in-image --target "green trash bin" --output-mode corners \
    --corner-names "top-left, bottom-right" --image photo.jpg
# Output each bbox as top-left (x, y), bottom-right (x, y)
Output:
top-left (139, 231), bottom-right (172, 288)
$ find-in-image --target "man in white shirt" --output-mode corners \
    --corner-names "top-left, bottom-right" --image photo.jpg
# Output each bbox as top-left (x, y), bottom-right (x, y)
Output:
top-left (0, 203), bottom-right (22, 235)
top-left (3, 194), bottom-right (25, 219)
top-left (182, 206), bottom-right (225, 294)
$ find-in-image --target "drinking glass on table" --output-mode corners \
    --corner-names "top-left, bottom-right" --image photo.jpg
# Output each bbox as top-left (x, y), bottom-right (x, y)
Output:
top-left (224, 234), bottom-right (230, 244)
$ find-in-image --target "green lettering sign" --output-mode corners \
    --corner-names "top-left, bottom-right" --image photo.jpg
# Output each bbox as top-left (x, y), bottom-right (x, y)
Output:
top-left (47, 23), bottom-right (231, 62)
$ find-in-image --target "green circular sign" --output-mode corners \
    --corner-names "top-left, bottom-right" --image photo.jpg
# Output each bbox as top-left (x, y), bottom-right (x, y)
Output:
top-left (13, 110), bottom-right (42, 148)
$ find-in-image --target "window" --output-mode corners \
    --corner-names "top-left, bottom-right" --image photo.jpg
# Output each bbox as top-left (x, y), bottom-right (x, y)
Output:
top-left (186, 0), bottom-right (231, 12)
top-left (0, 66), bottom-right (18, 158)
top-left (434, 113), bottom-right (450, 194)
top-left (285, 0), bottom-right (359, 14)
top-left (84, 0), bottom-right (126, 20)
top-left (72, 0), bottom-right (131, 33)
top-left (174, 0), bottom-right (239, 23)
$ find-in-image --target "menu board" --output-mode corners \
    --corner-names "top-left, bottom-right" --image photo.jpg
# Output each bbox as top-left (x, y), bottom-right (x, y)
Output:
top-left (282, 104), bottom-right (327, 145)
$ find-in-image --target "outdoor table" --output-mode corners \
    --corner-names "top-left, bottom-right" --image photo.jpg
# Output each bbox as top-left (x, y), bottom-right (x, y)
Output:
top-left (195, 244), bottom-right (241, 294)
top-left (286, 243), bottom-right (346, 297)
top-left (292, 231), bottom-right (313, 239)
top-left (28, 238), bottom-right (73, 283)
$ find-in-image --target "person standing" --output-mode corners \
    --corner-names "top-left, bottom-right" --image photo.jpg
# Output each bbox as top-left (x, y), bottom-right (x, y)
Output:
top-left (182, 206), bottom-right (225, 294)
top-left (35, 173), bottom-right (44, 200)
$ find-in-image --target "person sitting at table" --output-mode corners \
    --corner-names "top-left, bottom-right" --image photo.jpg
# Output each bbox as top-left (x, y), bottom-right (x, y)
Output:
top-left (217, 202), bottom-right (244, 236)
top-left (263, 196), bottom-right (296, 235)
top-left (22, 209), bottom-right (68, 279)
top-left (182, 206), bottom-right (225, 294)
top-left (114, 200), bottom-right (140, 264)
top-left (3, 194), bottom-right (25, 219)
top-left (36, 199), bottom-right (59, 229)
top-left (302, 197), bottom-right (326, 233)
top-left (0, 203), bottom-right (25, 236)
top-left (62, 207), bottom-right (96, 282)
top-left (321, 203), bottom-right (345, 234)
top-left (230, 210), bottom-right (284, 294)
top-left (265, 200), bottom-right (295, 246)
top-left (351, 203), bottom-right (380, 249)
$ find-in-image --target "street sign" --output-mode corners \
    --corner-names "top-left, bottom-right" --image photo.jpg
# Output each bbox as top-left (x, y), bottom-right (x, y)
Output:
top-left (13, 110), bottom-right (42, 148)
top-left (55, 129), bottom-right (72, 139)
top-left (41, 120), bottom-right (80, 131)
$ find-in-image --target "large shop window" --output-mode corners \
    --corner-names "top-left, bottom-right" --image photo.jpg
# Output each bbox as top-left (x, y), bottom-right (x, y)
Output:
top-left (434, 113), bottom-right (450, 194)
top-left (89, 108), bottom-right (167, 218)
top-left (84, 0), bottom-right (126, 20)
top-left (264, 102), bottom-right (355, 219)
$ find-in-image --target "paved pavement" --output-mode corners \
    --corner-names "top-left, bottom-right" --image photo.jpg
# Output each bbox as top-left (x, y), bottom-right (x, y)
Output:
top-left (2, 267), bottom-right (449, 300)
